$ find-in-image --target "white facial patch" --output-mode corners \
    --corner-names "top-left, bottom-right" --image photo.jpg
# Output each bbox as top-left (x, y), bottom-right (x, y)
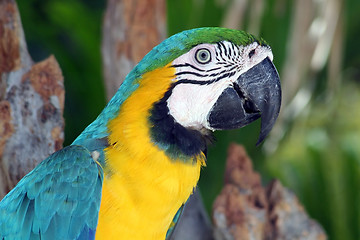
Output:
top-left (167, 40), bottom-right (274, 130)
top-left (167, 79), bottom-right (231, 130)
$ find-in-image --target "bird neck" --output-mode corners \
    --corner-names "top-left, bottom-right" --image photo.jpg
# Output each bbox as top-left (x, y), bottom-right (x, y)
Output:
top-left (106, 63), bottom-right (208, 163)
top-left (96, 63), bottom-right (206, 239)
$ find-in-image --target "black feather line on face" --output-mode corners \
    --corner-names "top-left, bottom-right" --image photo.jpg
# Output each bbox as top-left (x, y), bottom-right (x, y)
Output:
top-left (172, 63), bottom-right (222, 73)
top-left (148, 82), bottom-right (213, 161)
top-left (172, 70), bottom-right (237, 86)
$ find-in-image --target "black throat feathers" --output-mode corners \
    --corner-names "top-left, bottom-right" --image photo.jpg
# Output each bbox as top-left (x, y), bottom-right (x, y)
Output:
top-left (148, 83), bottom-right (211, 162)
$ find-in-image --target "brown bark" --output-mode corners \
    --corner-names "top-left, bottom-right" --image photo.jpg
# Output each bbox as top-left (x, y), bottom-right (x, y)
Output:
top-left (101, 0), bottom-right (167, 100)
top-left (213, 144), bottom-right (327, 240)
top-left (0, 0), bottom-right (64, 198)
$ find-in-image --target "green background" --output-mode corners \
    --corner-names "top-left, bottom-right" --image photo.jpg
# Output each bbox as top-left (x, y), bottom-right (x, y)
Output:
top-left (17, 0), bottom-right (360, 239)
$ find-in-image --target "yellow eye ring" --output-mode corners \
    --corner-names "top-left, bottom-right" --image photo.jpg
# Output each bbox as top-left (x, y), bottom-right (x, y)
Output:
top-left (195, 48), bottom-right (211, 64)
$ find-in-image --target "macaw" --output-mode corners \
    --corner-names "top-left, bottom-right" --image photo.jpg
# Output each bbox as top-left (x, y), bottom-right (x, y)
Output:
top-left (0, 27), bottom-right (281, 240)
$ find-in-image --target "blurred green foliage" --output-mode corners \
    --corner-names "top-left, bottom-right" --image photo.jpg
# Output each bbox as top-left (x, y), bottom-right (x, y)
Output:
top-left (16, 0), bottom-right (360, 239)
top-left (266, 83), bottom-right (360, 240)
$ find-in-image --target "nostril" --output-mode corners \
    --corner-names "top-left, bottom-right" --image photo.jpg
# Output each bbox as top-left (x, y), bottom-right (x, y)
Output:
top-left (248, 49), bottom-right (256, 59)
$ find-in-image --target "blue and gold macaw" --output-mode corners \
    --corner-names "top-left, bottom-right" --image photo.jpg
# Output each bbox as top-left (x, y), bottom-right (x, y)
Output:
top-left (0, 28), bottom-right (281, 239)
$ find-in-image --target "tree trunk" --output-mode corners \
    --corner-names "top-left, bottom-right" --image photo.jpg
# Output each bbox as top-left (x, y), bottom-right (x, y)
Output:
top-left (0, 0), bottom-right (64, 199)
top-left (101, 0), bottom-right (167, 100)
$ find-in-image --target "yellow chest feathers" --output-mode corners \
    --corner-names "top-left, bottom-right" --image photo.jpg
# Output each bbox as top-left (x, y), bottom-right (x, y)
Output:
top-left (95, 64), bottom-right (206, 239)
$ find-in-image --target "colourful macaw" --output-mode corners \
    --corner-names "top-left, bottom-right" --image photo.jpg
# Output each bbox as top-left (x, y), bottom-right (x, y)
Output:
top-left (0, 27), bottom-right (281, 240)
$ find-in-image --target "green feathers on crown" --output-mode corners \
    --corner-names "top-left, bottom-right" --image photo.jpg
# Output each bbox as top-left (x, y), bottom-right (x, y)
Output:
top-left (132, 27), bottom-right (267, 79)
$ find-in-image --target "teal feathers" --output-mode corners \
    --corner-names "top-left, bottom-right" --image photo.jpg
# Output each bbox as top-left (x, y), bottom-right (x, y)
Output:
top-left (0, 146), bottom-right (103, 239)
top-left (166, 204), bottom-right (184, 239)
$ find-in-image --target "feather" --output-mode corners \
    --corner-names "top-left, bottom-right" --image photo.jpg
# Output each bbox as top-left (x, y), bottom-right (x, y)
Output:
top-left (0, 145), bottom-right (103, 239)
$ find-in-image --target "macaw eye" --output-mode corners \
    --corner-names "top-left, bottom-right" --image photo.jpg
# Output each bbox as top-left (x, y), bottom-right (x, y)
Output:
top-left (195, 48), bottom-right (211, 64)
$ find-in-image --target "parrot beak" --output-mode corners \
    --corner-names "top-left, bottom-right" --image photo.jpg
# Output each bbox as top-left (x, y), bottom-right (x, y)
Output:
top-left (208, 57), bottom-right (281, 145)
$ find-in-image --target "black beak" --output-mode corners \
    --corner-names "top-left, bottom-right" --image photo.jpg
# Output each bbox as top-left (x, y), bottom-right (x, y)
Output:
top-left (208, 57), bottom-right (281, 145)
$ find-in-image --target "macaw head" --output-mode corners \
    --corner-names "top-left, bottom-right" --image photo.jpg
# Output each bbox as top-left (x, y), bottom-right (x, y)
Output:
top-left (96, 27), bottom-right (281, 159)
top-left (163, 30), bottom-right (281, 145)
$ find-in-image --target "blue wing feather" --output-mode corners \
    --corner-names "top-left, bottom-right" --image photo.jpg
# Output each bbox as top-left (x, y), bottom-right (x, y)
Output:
top-left (165, 203), bottom-right (185, 240)
top-left (0, 145), bottom-right (103, 240)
